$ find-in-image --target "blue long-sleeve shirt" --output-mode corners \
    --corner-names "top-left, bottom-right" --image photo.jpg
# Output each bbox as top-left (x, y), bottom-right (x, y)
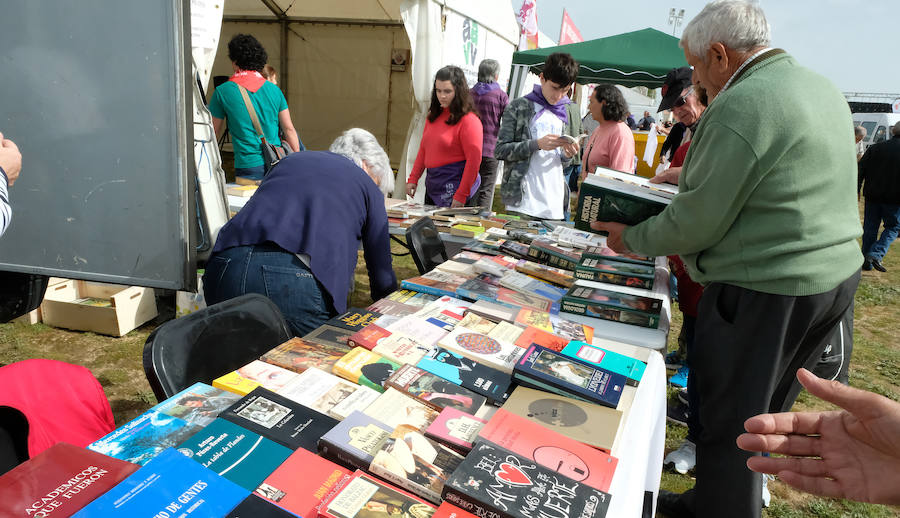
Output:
top-left (213, 151), bottom-right (397, 312)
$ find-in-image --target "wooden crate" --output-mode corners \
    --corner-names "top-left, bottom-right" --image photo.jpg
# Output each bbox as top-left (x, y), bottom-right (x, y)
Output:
top-left (40, 280), bottom-right (157, 336)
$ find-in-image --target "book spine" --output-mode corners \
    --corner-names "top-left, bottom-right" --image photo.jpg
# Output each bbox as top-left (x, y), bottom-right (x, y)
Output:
top-left (318, 441), bottom-right (368, 472)
top-left (441, 486), bottom-right (512, 518)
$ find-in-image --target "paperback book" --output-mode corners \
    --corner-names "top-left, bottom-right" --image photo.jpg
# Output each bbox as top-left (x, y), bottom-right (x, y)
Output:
top-left (574, 257), bottom-right (655, 289)
top-left (261, 337), bottom-right (352, 374)
top-left (433, 502), bottom-right (478, 518)
top-left (278, 366), bottom-right (378, 419)
top-left (549, 315), bottom-right (593, 343)
top-left (496, 287), bottom-right (554, 314)
top-left (363, 387), bottom-right (441, 432)
top-left (575, 167), bottom-right (673, 229)
top-left (319, 410), bottom-right (393, 470)
top-left (513, 344), bottom-right (626, 409)
top-left (560, 340), bottom-right (646, 383)
top-left (348, 324), bottom-right (394, 350)
top-left (467, 300), bottom-right (518, 324)
top-left (514, 308), bottom-right (554, 333)
top-left (255, 447), bottom-right (351, 518)
top-left (416, 347), bottom-right (512, 405)
top-left (401, 271), bottom-right (470, 298)
top-left (424, 407), bottom-right (486, 454)
top-left (374, 334), bottom-right (435, 365)
top-left (512, 326), bottom-right (570, 353)
top-left (499, 271), bottom-right (567, 302)
top-left (386, 315), bottom-right (450, 347)
top-left (386, 363), bottom-right (487, 415)
top-left (560, 280), bottom-right (663, 329)
top-left (370, 427), bottom-right (464, 503)
top-left (437, 326), bottom-right (525, 374)
top-left (213, 360), bottom-right (298, 396)
top-left (386, 289), bottom-right (439, 308)
top-left (333, 347), bottom-right (402, 392)
top-left (306, 324), bottom-right (356, 349)
top-left (88, 409), bottom-right (196, 466)
top-left (456, 312), bottom-right (497, 335)
top-left (326, 308), bottom-right (384, 333)
top-left (152, 382), bottom-right (243, 429)
top-left (486, 321), bottom-right (525, 344)
top-left (441, 442), bottom-right (610, 518)
top-left (319, 470), bottom-right (436, 518)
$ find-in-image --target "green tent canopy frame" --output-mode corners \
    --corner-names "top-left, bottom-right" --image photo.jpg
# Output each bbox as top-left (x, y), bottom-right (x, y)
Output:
top-left (511, 28), bottom-right (689, 88)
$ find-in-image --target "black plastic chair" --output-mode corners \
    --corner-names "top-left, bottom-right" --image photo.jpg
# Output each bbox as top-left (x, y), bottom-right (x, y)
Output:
top-left (0, 407), bottom-right (29, 476)
top-left (0, 272), bottom-right (49, 323)
top-left (405, 217), bottom-right (448, 274)
top-left (142, 293), bottom-right (292, 401)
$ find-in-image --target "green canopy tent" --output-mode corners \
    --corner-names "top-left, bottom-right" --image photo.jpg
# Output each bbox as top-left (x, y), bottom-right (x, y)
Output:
top-left (508, 28), bottom-right (688, 92)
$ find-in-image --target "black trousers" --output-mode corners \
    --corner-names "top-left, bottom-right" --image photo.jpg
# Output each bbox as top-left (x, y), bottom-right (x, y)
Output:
top-left (684, 270), bottom-right (859, 517)
top-left (469, 156), bottom-right (499, 211)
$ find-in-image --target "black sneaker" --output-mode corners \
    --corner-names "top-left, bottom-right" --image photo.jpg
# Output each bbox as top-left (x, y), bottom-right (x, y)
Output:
top-left (677, 387), bottom-right (689, 406)
top-left (666, 400), bottom-right (690, 427)
top-left (665, 351), bottom-right (684, 369)
top-left (657, 490), bottom-right (695, 518)
top-left (870, 257), bottom-right (888, 272)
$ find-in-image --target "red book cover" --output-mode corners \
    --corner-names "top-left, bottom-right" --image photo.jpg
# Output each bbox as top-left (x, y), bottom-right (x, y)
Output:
top-left (256, 448), bottom-right (351, 518)
top-left (477, 408), bottom-right (618, 492)
top-left (348, 324), bottom-right (392, 350)
top-left (512, 326), bottom-right (570, 352)
top-left (0, 442), bottom-right (139, 518)
top-left (318, 470), bottom-right (436, 518)
top-left (433, 502), bottom-right (478, 518)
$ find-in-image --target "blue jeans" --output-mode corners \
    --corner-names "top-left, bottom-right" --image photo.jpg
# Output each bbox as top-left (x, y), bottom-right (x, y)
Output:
top-left (234, 165), bottom-right (265, 181)
top-left (861, 201), bottom-right (900, 261)
top-left (202, 244), bottom-right (335, 337)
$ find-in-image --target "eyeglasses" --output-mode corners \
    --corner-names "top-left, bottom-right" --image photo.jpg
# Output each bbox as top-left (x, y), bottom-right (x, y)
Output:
top-left (673, 87), bottom-right (694, 109)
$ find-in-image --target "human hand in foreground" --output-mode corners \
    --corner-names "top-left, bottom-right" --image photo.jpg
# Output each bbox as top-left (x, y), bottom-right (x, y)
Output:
top-left (650, 166), bottom-right (681, 185)
top-left (736, 368), bottom-right (900, 505)
top-left (590, 221), bottom-right (629, 252)
top-left (406, 182), bottom-right (417, 198)
top-left (450, 199), bottom-right (464, 208)
top-left (0, 133), bottom-right (22, 187)
top-left (560, 139), bottom-right (579, 158)
top-left (537, 134), bottom-right (562, 151)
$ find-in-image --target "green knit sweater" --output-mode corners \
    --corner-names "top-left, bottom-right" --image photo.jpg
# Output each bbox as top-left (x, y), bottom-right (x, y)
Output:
top-left (624, 52), bottom-right (862, 296)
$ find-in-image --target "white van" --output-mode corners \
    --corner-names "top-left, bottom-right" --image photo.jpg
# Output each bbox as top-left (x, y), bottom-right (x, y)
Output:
top-left (852, 113), bottom-right (900, 152)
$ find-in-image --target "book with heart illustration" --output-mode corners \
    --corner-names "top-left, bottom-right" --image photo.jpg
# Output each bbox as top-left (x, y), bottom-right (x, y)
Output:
top-left (441, 442), bottom-right (611, 518)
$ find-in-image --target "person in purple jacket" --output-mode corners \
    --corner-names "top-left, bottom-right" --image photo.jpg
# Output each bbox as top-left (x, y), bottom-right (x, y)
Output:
top-left (469, 59), bottom-right (509, 211)
top-left (203, 128), bottom-right (397, 336)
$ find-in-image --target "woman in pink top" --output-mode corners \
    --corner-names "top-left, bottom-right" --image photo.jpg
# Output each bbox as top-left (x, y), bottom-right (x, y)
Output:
top-left (581, 84), bottom-right (635, 177)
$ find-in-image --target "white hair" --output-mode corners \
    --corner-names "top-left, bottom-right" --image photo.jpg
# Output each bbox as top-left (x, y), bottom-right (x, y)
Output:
top-left (329, 128), bottom-right (395, 196)
top-left (680, 1), bottom-right (771, 60)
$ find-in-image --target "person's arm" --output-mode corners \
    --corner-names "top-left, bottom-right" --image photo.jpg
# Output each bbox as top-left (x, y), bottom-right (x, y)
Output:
top-left (212, 117), bottom-right (225, 140)
top-left (278, 109), bottom-right (300, 152)
top-left (494, 101), bottom-right (538, 162)
top-left (361, 185), bottom-right (398, 301)
top-left (452, 114), bottom-right (484, 206)
top-left (736, 368), bottom-right (900, 506)
top-left (0, 134), bottom-right (22, 236)
top-left (406, 127), bottom-right (429, 197)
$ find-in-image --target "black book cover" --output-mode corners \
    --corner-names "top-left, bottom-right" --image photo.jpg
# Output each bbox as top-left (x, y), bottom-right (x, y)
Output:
top-left (325, 308), bottom-right (383, 333)
top-left (416, 347), bottom-right (513, 405)
top-left (222, 387), bottom-right (339, 453)
top-left (227, 495), bottom-right (298, 517)
top-left (442, 442), bottom-right (611, 518)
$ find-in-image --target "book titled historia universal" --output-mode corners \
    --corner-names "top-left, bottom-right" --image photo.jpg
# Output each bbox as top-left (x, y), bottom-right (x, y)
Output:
top-left (369, 426), bottom-right (464, 504)
top-left (441, 442), bottom-right (611, 518)
top-left (575, 166), bottom-right (674, 229)
top-left (574, 256), bottom-right (656, 290)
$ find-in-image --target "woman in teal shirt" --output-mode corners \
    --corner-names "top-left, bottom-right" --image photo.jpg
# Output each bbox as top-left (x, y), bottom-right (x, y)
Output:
top-left (209, 34), bottom-right (300, 180)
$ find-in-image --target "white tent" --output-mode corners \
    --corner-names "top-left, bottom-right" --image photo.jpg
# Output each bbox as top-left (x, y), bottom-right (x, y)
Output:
top-left (200, 0), bottom-right (519, 196)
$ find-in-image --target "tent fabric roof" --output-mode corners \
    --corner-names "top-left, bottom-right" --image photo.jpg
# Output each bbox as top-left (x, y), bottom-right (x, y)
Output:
top-left (512, 28), bottom-right (689, 88)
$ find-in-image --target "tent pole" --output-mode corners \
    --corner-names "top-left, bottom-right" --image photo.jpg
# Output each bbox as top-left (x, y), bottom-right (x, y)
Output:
top-left (280, 19), bottom-right (288, 99)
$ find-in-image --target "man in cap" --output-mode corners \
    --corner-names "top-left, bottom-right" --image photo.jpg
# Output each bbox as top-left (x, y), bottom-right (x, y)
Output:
top-left (592, 2), bottom-right (862, 517)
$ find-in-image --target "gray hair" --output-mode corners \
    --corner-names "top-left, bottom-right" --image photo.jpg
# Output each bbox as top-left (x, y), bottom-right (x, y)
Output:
top-left (329, 128), bottom-right (394, 196)
top-left (680, 1), bottom-right (771, 60)
top-left (854, 125), bottom-right (867, 138)
top-left (477, 59), bottom-right (501, 83)
top-left (893, 122), bottom-right (900, 137)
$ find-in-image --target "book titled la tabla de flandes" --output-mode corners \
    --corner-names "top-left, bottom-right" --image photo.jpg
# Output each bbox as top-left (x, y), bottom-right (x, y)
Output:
top-left (369, 426), bottom-right (464, 504)
top-left (513, 344), bottom-right (626, 409)
top-left (416, 347), bottom-right (512, 405)
top-left (560, 280), bottom-right (663, 329)
top-left (386, 363), bottom-right (487, 416)
top-left (221, 387), bottom-right (339, 452)
top-left (575, 166), bottom-right (675, 230)
top-left (477, 409), bottom-right (618, 492)
top-left (425, 407), bottom-right (487, 454)
top-left (319, 470), bottom-right (436, 518)
top-left (0, 442), bottom-right (139, 518)
top-left (255, 447), bottom-right (351, 518)
top-left (442, 442), bottom-right (610, 518)
top-left (72, 448), bottom-right (249, 517)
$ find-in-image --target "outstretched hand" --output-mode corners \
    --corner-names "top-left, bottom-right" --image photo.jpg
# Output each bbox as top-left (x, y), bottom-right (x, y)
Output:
top-left (0, 132), bottom-right (22, 187)
top-left (736, 368), bottom-right (900, 505)
top-left (590, 221), bottom-right (629, 252)
top-left (649, 166), bottom-right (681, 185)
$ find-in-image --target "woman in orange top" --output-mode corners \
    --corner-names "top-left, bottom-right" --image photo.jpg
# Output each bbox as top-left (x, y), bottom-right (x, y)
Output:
top-left (406, 66), bottom-right (483, 207)
top-left (581, 84), bottom-right (635, 177)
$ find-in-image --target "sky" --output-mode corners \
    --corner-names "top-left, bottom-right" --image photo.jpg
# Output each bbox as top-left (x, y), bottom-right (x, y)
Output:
top-left (509, 0), bottom-right (898, 96)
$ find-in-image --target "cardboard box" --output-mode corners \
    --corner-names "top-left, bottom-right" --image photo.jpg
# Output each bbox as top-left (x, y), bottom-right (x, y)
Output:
top-left (41, 280), bottom-right (157, 336)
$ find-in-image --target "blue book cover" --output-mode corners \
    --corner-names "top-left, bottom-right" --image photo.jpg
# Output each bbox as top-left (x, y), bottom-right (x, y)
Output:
top-left (560, 341), bottom-right (646, 383)
top-left (513, 344), bottom-right (626, 409)
top-left (155, 382), bottom-right (243, 428)
top-left (177, 418), bottom-right (293, 491)
top-left (88, 409), bottom-right (199, 466)
top-left (416, 347), bottom-right (511, 404)
top-left (72, 448), bottom-right (248, 517)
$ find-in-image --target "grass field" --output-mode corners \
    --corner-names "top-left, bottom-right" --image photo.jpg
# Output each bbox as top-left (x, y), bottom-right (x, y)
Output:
top-left (0, 204), bottom-right (897, 516)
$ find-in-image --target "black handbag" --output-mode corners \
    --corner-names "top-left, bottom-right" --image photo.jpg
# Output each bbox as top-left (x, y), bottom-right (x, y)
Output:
top-left (237, 84), bottom-right (288, 175)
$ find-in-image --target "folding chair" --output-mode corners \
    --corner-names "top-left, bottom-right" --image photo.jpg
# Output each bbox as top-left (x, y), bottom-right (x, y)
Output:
top-left (142, 293), bottom-right (292, 401)
top-left (404, 216), bottom-right (448, 274)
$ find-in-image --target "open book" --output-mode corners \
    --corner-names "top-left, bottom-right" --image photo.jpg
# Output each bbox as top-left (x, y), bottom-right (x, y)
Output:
top-left (575, 166), bottom-right (677, 229)
top-left (558, 133), bottom-right (589, 145)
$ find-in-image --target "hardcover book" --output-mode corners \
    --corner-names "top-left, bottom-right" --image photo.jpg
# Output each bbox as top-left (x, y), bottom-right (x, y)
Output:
top-left (441, 443), bottom-right (610, 518)
top-left (560, 280), bottom-right (663, 329)
top-left (261, 337), bottom-right (352, 373)
top-left (221, 387), bottom-right (339, 452)
top-left (227, 495), bottom-right (302, 517)
top-left (88, 409), bottom-right (196, 466)
top-left (424, 407), bottom-right (487, 454)
top-left (318, 411), bottom-right (393, 471)
top-left (177, 418), bottom-right (293, 491)
top-left (526, 240), bottom-right (583, 271)
top-left (255, 447), bottom-right (351, 518)
top-left (214, 360), bottom-right (299, 396)
top-left (319, 470), bottom-right (436, 518)
top-left (437, 326), bottom-right (525, 374)
top-left (498, 240), bottom-right (531, 260)
top-left (501, 386), bottom-right (621, 451)
top-left (306, 324), bottom-right (356, 349)
top-left (386, 364), bottom-right (487, 415)
top-left (333, 347), bottom-right (402, 392)
top-left (0, 442), bottom-right (138, 518)
top-left (369, 427), bottom-right (464, 503)
top-left (560, 340), bottom-right (646, 383)
top-left (574, 257), bottom-right (655, 290)
top-left (326, 308), bottom-right (383, 333)
top-left (72, 448), bottom-right (248, 517)
top-left (363, 387), bottom-right (440, 432)
top-left (278, 366), bottom-right (378, 419)
top-left (575, 167), bottom-right (673, 229)
top-left (477, 409), bottom-right (618, 492)
top-left (513, 345), bottom-right (625, 409)
top-left (416, 347), bottom-right (512, 405)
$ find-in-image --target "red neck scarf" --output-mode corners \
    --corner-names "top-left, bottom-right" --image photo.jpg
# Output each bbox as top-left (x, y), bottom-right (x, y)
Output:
top-left (229, 70), bottom-right (266, 93)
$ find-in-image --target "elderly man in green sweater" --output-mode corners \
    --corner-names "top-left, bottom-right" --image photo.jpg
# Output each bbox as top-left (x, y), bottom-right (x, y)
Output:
top-left (594, 2), bottom-right (862, 517)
